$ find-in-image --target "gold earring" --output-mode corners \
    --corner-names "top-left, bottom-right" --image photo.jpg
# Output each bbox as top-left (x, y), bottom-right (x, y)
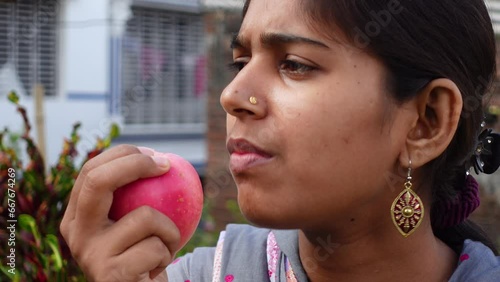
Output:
top-left (249, 96), bottom-right (258, 105)
top-left (391, 160), bottom-right (424, 237)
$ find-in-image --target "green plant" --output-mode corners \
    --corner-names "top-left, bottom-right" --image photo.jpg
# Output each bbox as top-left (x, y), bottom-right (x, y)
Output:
top-left (0, 92), bottom-right (244, 280)
top-left (0, 92), bottom-right (119, 281)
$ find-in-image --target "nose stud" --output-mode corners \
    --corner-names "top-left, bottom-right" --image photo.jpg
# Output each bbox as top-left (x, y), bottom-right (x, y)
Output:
top-left (249, 96), bottom-right (258, 105)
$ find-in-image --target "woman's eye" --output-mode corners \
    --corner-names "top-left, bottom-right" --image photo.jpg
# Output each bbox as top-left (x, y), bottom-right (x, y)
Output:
top-left (228, 61), bottom-right (247, 72)
top-left (227, 59), bottom-right (317, 77)
top-left (279, 60), bottom-right (315, 75)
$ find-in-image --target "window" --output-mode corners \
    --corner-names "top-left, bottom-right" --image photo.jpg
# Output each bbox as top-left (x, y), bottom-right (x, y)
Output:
top-left (121, 6), bottom-right (206, 126)
top-left (0, 0), bottom-right (58, 97)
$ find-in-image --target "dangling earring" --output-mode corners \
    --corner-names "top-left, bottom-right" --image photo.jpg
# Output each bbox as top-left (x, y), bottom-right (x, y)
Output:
top-left (391, 160), bottom-right (424, 237)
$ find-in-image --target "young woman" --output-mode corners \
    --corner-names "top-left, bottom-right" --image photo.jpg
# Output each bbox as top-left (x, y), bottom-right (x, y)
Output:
top-left (60, 0), bottom-right (500, 281)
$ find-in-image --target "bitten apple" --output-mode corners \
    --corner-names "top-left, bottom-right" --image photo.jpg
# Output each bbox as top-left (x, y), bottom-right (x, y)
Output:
top-left (109, 151), bottom-right (204, 249)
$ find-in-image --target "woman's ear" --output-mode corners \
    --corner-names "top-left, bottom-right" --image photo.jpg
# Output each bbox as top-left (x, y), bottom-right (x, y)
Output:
top-left (399, 78), bottom-right (463, 168)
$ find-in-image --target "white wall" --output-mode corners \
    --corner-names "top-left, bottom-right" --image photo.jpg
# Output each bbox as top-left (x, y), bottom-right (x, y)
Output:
top-left (63, 0), bottom-right (110, 95)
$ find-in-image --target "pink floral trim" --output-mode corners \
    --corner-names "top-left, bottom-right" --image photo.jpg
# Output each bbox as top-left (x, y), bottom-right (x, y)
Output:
top-left (267, 231), bottom-right (299, 282)
top-left (213, 230), bottom-right (300, 281)
top-left (212, 231), bottom-right (226, 282)
top-left (285, 257), bottom-right (299, 282)
top-left (267, 232), bottom-right (280, 281)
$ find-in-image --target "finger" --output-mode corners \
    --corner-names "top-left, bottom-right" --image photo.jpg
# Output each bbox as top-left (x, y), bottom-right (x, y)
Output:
top-left (106, 206), bottom-right (181, 255)
top-left (149, 266), bottom-right (168, 280)
top-left (64, 145), bottom-right (145, 222)
top-left (75, 152), bottom-right (170, 229)
top-left (137, 146), bottom-right (155, 156)
top-left (114, 236), bottom-right (173, 281)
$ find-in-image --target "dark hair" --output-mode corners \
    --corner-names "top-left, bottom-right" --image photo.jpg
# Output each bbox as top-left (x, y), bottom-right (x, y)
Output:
top-left (242, 0), bottom-right (498, 254)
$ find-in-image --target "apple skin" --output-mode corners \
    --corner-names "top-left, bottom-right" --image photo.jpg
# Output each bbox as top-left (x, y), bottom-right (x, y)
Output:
top-left (108, 152), bottom-right (204, 249)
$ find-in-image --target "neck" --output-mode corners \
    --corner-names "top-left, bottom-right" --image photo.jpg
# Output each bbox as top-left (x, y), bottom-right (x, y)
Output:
top-left (298, 219), bottom-right (457, 282)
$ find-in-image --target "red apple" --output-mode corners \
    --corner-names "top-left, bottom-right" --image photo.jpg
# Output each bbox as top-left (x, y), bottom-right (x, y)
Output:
top-left (109, 151), bottom-right (204, 249)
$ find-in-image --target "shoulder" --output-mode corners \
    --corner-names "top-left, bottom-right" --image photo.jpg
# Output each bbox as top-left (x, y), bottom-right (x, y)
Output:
top-left (166, 224), bottom-right (270, 281)
top-left (215, 224), bottom-right (271, 281)
top-left (449, 239), bottom-right (500, 282)
top-left (166, 246), bottom-right (216, 281)
top-left (223, 223), bottom-right (271, 247)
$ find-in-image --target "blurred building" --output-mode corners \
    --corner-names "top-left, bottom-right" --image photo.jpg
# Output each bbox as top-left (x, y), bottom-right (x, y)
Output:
top-left (0, 0), bottom-right (242, 229)
top-left (203, 0), bottom-right (243, 229)
top-left (0, 0), bottom-right (217, 174)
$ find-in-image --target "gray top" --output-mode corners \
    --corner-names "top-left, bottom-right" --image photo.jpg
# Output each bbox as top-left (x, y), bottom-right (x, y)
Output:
top-left (167, 224), bottom-right (500, 281)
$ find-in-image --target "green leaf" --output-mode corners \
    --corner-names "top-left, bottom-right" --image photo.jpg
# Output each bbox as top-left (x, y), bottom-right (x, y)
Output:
top-left (102, 123), bottom-right (120, 149)
top-left (70, 123), bottom-right (82, 143)
top-left (7, 91), bottom-right (19, 104)
top-left (109, 123), bottom-right (120, 139)
top-left (103, 138), bottom-right (111, 148)
top-left (0, 264), bottom-right (20, 281)
top-left (19, 214), bottom-right (42, 247)
top-left (44, 234), bottom-right (63, 271)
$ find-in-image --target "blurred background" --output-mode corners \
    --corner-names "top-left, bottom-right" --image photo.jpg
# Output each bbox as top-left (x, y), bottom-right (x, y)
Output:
top-left (0, 0), bottom-right (246, 230)
top-left (0, 0), bottom-right (247, 279)
top-left (1, 0), bottom-right (500, 279)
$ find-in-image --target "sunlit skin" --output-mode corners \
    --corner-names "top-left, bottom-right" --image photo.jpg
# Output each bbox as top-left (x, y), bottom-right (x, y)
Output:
top-left (220, 0), bottom-right (461, 281)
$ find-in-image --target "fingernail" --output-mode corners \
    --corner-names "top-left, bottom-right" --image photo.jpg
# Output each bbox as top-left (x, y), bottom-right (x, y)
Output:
top-left (137, 146), bottom-right (155, 156)
top-left (152, 155), bottom-right (170, 169)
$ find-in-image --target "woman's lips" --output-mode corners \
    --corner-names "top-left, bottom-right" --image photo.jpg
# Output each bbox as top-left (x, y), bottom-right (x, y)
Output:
top-left (227, 138), bottom-right (274, 174)
top-left (229, 152), bottom-right (274, 174)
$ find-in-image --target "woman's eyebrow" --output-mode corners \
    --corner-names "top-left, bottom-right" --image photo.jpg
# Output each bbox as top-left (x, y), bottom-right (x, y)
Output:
top-left (261, 32), bottom-right (330, 49)
top-left (231, 34), bottom-right (249, 49)
top-left (231, 32), bottom-right (330, 50)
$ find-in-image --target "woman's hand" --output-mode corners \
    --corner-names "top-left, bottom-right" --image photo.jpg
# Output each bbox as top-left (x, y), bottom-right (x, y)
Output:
top-left (60, 145), bottom-right (181, 281)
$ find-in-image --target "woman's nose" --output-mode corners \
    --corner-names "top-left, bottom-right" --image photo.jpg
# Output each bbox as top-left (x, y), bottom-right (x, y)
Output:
top-left (220, 69), bottom-right (268, 120)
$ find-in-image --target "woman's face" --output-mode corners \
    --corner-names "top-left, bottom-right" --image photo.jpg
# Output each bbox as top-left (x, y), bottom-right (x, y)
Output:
top-left (221, 0), bottom-right (413, 231)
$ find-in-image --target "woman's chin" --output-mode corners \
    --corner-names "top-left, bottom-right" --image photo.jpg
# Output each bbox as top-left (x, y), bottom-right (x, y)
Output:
top-left (236, 183), bottom-right (304, 229)
top-left (239, 203), bottom-right (300, 230)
